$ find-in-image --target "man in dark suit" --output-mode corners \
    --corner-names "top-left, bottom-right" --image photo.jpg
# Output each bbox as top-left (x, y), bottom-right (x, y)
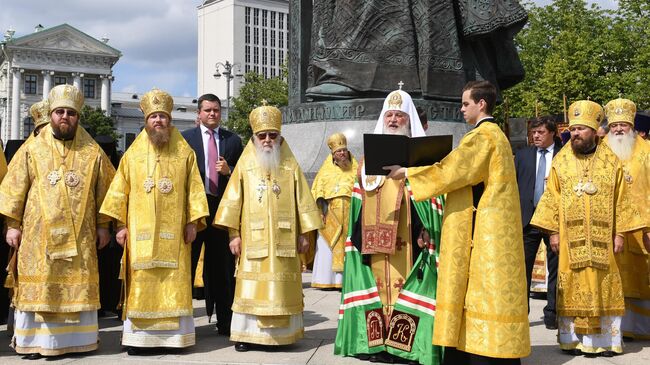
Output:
top-left (182, 94), bottom-right (243, 335)
top-left (514, 117), bottom-right (560, 330)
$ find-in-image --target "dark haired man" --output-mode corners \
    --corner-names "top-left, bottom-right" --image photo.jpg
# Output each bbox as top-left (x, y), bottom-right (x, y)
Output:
top-left (386, 80), bottom-right (530, 364)
top-left (182, 93), bottom-right (243, 335)
top-left (514, 118), bottom-right (559, 329)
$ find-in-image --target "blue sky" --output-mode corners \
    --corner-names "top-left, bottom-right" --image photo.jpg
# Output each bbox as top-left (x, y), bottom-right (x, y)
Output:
top-left (0, 0), bottom-right (618, 97)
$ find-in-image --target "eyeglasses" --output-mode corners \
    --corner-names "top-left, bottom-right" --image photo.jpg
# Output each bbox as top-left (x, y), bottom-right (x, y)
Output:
top-left (256, 132), bottom-right (279, 140)
top-left (53, 108), bottom-right (78, 117)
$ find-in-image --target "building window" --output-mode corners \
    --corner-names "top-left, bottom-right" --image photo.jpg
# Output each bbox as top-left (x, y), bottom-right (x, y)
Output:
top-left (254, 8), bottom-right (259, 26)
top-left (262, 29), bottom-right (267, 46)
top-left (254, 28), bottom-right (259, 45)
top-left (245, 46), bottom-right (251, 63)
top-left (279, 50), bottom-right (285, 66)
top-left (254, 47), bottom-right (259, 64)
top-left (271, 68), bottom-right (276, 78)
top-left (54, 76), bottom-right (67, 85)
top-left (245, 7), bottom-right (251, 25)
top-left (245, 27), bottom-right (250, 44)
top-left (279, 13), bottom-right (284, 29)
top-left (23, 116), bottom-right (34, 138)
top-left (245, 64), bottom-right (251, 73)
top-left (271, 49), bottom-right (276, 66)
top-left (83, 78), bottom-right (96, 99)
top-left (254, 65), bottom-right (259, 74)
top-left (24, 74), bottom-right (37, 94)
top-left (279, 31), bottom-right (284, 49)
top-left (271, 11), bottom-right (276, 28)
top-left (263, 67), bottom-right (268, 78)
top-left (262, 48), bottom-right (267, 65)
top-left (262, 10), bottom-right (267, 27)
top-left (271, 30), bottom-right (276, 47)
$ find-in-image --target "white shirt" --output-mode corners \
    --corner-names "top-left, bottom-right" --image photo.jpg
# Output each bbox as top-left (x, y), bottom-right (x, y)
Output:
top-left (535, 142), bottom-right (554, 184)
top-left (200, 123), bottom-right (220, 195)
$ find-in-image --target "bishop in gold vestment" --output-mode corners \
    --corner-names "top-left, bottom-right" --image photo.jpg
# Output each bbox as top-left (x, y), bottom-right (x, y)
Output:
top-left (386, 81), bottom-right (530, 363)
top-left (213, 103), bottom-right (321, 351)
top-left (532, 100), bottom-right (645, 356)
top-left (0, 85), bottom-right (115, 357)
top-left (603, 98), bottom-right (650, 339)
top-left (310, 133), bottom-right (358, 289)
top-left (100, 89), bottom-right (209, 351)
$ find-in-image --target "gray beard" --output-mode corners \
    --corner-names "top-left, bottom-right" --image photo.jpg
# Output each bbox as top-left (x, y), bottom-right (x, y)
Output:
top-left (608, 130), bottom-right (635, 161)
top-left (255, 140), bottom-right (282, 174)
top-left (383, 123), bottom-right (411, 137)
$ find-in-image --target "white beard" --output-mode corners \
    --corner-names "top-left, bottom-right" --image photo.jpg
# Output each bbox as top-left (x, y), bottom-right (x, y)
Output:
top-left (255, 139), bottom-right (282, 174)
top-left (608, 130), bottom-right (636, 161)
top-left (383, 123), bottom-right (411, 137)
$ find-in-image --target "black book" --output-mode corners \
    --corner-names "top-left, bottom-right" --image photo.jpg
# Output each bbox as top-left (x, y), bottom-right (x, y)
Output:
top-left (363, 134), bottom-right (453, 175)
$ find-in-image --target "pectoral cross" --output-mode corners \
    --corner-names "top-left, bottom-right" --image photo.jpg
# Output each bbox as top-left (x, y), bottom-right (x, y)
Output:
top-left (573, 181), bottom-right (584, 197)
top-left (256, 179), bottom-right (267, 203)
top-left (333, 182), bottom-right (340, 194)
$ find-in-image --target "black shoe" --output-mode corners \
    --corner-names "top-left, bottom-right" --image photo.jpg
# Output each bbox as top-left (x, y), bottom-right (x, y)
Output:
top-left (355, 354), bottom-right (371, 361)
top-left (126, 346), bottom-right (139, 356)
top-left (562, 349), bottom-right (582, 356)
top-left (235, 342), bottom-right (250, 352)
top-left (600, 351), bottom-right (616, 357)
top-left (369, 351), bottom-right (394, 363)
top-left (23, 353), bottom-right (43, 360)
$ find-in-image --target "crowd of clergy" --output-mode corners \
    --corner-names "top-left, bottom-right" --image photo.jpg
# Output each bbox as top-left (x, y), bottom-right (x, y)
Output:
top-left (0, 79), bottom-right (648, 365)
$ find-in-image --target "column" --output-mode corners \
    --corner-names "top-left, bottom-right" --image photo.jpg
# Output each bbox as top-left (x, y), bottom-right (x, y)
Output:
top-left (10, 67), bottom-right (23, 140)
top-left (72, 72), bottom-right (83, 90)
top-left (42, 70), bottom-right (53, 99)
top-left (100, 75), bottom-right (110, 115)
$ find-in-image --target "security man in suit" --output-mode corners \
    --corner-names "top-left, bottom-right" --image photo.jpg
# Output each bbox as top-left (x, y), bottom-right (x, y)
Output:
top-left (182, 94), bottom-right (243, 335)
top-left (514, 117), bottom-right (560, 329)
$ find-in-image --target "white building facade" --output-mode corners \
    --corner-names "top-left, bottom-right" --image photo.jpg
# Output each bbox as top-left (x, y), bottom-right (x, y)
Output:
top-left (0, 24), bottom-right (121, 143)
top-left (197, 0), bottom-right (289, 107)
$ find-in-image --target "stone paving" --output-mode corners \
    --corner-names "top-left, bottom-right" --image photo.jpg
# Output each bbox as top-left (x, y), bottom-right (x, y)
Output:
top-left (1, 273), bottom-right (649, 364)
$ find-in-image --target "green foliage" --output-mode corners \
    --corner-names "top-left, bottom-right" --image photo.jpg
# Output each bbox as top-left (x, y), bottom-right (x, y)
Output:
top-left (79, 105), bottom-right (118, 140)
top-left (225, 70), bottom-right (288, 141)
top-left (502, 0), bottom-right (650, 120)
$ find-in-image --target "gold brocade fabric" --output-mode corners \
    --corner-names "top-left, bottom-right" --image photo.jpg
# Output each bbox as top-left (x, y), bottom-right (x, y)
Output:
top-left (311, 154), bottom-right (357, 272)
top-left (606, 135), bottom-right (650, 299)
top-left (0, 144), bottom-right (7, 182)
top-left (0, 124), bottom-right (115, 313)
top-left (407, 121), bottom-right (530, 358)
top-left (99, 127), bottom-right (209, 320)
top-left (531, 142), bottom-right (645, 329)
top-left (367, 184), bottom-right (413, 316)
top-left (362, 178), bottom-right (405, 255)
top-left (213, 140), bottom-right (322, 316)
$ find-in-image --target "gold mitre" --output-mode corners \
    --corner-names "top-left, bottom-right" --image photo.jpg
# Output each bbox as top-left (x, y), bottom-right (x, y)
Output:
top-left (249, 100), bottom-right (281, 133)
top-left (604, 98), bottom-right (636, 126)
top-left (48, 84), bottom-right (84, 113)
top-left (568, 100), bottom-right (604, 130)
top-left (140, 88), bottom-right (174, 120)
top-left (327, 132), bottom-right (347, 152)
top-left (30, 100), bottom-right (51, 128)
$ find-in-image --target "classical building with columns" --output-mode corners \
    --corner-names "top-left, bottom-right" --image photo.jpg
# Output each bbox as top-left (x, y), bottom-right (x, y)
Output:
top-left (0, 23), bottom-right (120, 143)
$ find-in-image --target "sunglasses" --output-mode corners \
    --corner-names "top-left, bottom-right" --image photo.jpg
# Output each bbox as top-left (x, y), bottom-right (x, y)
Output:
top-left (256, 132), bottom-right (279, 140)
top-left (53, 108), bottom-right (78, 117)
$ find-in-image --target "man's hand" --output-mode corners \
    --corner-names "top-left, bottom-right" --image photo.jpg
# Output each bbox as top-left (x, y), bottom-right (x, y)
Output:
top-left (383, 165), bottom-right (406, 180)
top-left (298, 234), bottom-right (310, 253)
top-left (549, 233), bottom-right (559, 254)
top-left (644, 232), bottom-right (650, 252)
top-left (116, 227), bottom-right (128, 247)
top-left (614, 234), bottom-right (624, 253)
top-left (97, 228), bottom-right (111, 249)
top-left (417, 229), bottom-right (430, 248)
top-left (6, 228), bottom-right (22, 248)
top-left (184, 223), bottom-right (197, 244)
top-left (215, 156), bottom-right (231, 176)
top-left (229, 236), bottom-right (242, 257)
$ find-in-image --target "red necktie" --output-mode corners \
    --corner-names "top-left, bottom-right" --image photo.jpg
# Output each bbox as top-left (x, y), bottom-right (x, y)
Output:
top-left (208, 129), bottom-right (219, 194)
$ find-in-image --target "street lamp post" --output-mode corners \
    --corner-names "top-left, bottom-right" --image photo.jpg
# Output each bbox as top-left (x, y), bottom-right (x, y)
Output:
top-left (213, 60), bottom-right (243, 121)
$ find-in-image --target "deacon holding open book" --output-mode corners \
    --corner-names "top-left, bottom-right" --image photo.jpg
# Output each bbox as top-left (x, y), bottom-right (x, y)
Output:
top-left (385, 80), bottom-right (530, 364)
top-left (335, 86), bottom-right (444, 364)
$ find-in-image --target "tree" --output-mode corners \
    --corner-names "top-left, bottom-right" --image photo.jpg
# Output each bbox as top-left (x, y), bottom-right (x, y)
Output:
top-left (79, 106), bottom-right (119, 140)
top-left (497, 0), bottom-right (650, 123)
top-left (225, 70), bottom-right (288, 141)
